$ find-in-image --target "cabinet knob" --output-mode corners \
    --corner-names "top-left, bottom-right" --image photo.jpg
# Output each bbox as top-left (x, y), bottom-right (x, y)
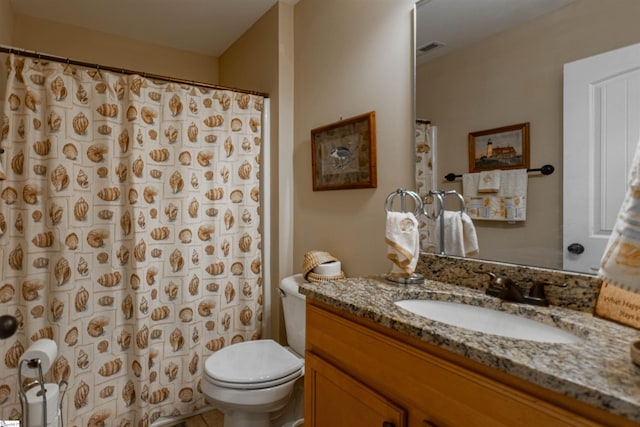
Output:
top-left (382, 422), bottom-right (395, 427)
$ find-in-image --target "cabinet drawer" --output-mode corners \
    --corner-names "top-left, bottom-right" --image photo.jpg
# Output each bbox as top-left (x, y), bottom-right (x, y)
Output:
top-left (306, 302), bottom-right (603, 427)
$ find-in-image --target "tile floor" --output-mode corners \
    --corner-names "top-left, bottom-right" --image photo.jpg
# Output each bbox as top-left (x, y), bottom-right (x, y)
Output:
top-left (170, 409), bottom-right (224, 427)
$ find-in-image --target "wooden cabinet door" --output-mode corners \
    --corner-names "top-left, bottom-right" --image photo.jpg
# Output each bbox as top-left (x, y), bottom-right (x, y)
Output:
top-left (305, 351), bottom-right (407, 427)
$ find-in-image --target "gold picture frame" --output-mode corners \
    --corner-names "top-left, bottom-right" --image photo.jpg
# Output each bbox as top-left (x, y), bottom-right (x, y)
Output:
top-left (468, 122), bottom-right (530, 173)
top-left (311, 111), bottom-right (377, 191)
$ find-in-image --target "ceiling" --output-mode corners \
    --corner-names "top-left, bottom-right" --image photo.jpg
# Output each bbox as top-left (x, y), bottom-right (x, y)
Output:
top-left (10, 0), bottom-right (575, 61)
top-left (9, 0), bottom-right (281, 56)
top-left (416, 0), bottom-right (576, 63)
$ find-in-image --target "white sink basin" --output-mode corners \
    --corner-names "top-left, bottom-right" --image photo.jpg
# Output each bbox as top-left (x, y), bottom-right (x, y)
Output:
top-left (395, 299), bottom-right (581, 344)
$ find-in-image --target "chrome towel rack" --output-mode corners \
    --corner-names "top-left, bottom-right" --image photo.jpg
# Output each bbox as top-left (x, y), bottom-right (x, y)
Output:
top-left (384, 188), bottom-right (424, 285)
top-left (384, 188), bottom-right (423, 216)
top-left (424, 190), bottom-right (466, 255)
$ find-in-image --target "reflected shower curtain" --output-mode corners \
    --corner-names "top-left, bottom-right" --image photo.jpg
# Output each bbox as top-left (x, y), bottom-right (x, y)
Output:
top-left (415, 120), bottom-right (437, 252)
top-left (0, 54), bottom-right (264, 426)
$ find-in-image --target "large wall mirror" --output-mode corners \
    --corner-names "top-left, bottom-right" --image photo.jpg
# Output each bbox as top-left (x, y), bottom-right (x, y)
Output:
top-left (415, 0), bottom-right (640, 272)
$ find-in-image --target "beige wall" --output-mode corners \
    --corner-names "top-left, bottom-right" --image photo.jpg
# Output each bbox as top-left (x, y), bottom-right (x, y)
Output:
top-left (293, 0), bottom-right (415, 277)
top-left (0, 0), bottom-right (14, 101)
top-left (0, 0), bottom-right (12, 43)
top-left (416, 0), bottom-right (640, 269)
top-left (12, 14), bottom-right (218, 84)
top-left (0, 0), bottom-right (416, 339)
top-left (219, 2), bottom-right (295, 342)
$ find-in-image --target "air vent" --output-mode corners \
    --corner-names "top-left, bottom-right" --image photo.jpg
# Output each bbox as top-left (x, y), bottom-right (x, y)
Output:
top-left (417, 41), bottom-right (445, 54)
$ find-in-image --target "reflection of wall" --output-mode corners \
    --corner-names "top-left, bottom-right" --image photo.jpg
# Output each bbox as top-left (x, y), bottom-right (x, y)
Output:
top-left (293, 0), bottom-right (414, 276)
top-left (416, 0), bottom-right (640, 269)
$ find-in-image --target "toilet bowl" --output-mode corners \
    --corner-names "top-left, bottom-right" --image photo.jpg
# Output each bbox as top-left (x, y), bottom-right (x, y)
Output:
top-left (202, 274), bottom-right (307, 427)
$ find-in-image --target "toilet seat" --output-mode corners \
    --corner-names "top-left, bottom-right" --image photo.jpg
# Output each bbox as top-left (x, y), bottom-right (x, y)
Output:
top-left (205, 340), bottom-right (304, 390)
top-left (207, 366), bottom-right (304, 390)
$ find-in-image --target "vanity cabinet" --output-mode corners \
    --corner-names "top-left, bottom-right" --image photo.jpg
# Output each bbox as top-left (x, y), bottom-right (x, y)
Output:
top-left (306, 351), bottom-right (406, 426)
top-left (304, 300), bottom-right (635, 427)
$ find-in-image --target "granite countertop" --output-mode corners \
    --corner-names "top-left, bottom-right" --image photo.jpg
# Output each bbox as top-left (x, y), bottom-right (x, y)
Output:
top-left (299, 276), bottom-right (640, 423)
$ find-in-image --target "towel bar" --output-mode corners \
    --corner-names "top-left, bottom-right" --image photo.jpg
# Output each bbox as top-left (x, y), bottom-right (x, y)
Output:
top-left (443, 164), bottom-right (555, 182)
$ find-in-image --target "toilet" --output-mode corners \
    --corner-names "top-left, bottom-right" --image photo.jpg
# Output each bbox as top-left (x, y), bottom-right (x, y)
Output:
top-left (202, 274), bottom-right (307, 427)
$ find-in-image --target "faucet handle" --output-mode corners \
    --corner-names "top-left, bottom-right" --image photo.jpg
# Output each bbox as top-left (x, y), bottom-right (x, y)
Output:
top-left (479, 271), bottom-right (515, 288)
top-left (527, 281), bottom-right (567, 301)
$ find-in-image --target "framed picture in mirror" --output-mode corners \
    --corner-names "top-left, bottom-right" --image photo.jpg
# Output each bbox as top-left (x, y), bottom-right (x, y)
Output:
top-left (311, 111), bottom-right (377, 191)
top-left (468, 122), bottom-right (530, 173)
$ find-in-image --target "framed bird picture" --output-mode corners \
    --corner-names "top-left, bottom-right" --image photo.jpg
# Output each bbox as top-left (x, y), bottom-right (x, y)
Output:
top-left (310, 111), bottom-right (377, 191)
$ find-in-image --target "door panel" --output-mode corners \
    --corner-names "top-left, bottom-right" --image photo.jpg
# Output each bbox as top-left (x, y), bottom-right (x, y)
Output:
top-left (563, 43), bottom-right (640, 273)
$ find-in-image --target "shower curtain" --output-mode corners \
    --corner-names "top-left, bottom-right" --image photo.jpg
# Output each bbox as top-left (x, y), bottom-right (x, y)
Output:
top-left (0, 54), bottom-right (265, 426)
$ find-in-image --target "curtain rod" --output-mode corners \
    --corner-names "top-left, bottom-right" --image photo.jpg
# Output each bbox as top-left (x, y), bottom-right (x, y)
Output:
top-left (0, 44), bottom-right (269, 98)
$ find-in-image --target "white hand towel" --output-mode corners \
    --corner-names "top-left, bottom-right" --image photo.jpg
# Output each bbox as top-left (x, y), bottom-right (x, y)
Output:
top-left (478, 170), bottom-right (501, 193)
top-left (433, 211), bottom-right (464, 256)
top-left (461, 212), bottom-right (479, 257)
top-left (599, 137), bottom-right (640, 294)
top-left (385, 212), bottom-right (419, 276)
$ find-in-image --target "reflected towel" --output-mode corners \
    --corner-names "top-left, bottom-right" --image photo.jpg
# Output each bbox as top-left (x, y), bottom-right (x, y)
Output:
top-left (478, 170), bottom-right (501, 193)
top-left (462, 212), bottom-right (479, 257)
top-left (463, 169), bottom-right (527, 221)
top-left (385, 212), bottom-right (419, 275)
top-left (434, 211), bottom-right (479, 257)
top-left (599, 137), bottom-right (640, 294)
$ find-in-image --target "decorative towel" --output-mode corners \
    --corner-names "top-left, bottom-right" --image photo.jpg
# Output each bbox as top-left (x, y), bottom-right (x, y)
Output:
top-left (478, 170), bottom-right (501, 193)
top-left (433, 211), bottom-right (479, 257)
top-left (463, 169), bottom-right (527, 221)
top-left (385, 212), bottom-right (420, 276)
top-left (599, 137), bottom-right (640, 294)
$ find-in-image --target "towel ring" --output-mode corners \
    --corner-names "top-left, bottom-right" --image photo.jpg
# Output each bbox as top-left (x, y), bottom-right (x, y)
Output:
top-left (423, 190), bottom-right (466, 220)
top-left (384, 189), bottom-right (423, 218)
top-left (447, 191), bottom-right (466, 213)
top-left (423, 192), bottom-right (443, 221)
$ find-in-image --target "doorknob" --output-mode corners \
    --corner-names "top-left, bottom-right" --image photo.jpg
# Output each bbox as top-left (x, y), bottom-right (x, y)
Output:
top-left (567, 243), bottom-right (585, 254)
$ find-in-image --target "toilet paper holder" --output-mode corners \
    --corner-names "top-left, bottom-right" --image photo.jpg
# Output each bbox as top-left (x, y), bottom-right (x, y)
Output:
top-left (18, 358), bottom-right (68, 427)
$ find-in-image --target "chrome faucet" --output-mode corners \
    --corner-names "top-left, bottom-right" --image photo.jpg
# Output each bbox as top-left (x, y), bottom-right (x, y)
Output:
top-left (482, 272), bottom-right (564, 307)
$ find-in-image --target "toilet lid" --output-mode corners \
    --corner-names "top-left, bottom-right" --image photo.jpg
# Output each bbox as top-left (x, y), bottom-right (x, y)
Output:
top-left (205, 340), bottom-right (303, 386)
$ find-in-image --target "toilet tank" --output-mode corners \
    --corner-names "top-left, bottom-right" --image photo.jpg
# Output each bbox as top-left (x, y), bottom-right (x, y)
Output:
top-left (279, 274), bottom-right (307, 356)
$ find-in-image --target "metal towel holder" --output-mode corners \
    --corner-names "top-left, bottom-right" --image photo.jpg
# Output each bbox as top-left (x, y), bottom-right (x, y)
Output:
top-left (384, 188), bottom-right (424, 284)
top-left (424, 190), bottom-right (466, 255)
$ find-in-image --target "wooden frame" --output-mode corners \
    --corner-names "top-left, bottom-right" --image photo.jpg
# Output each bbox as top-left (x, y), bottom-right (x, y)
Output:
top-left (311, 111), bottom-right (377, 191)
top-left (468, 122), bottom-right (530, 173)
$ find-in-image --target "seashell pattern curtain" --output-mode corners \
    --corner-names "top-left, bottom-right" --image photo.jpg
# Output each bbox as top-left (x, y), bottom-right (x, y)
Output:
top-left (415, 121), bottom-right (437, 252)
top-left (0, 53), bottom-right (264, 425)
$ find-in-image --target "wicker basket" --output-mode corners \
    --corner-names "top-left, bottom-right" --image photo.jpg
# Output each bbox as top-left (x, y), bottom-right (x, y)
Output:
top-left (302, 250), bottom-right (344, 282)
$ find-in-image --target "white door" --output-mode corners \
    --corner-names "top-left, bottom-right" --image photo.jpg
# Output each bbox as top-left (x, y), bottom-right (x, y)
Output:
top-left (563, 43), bottom-right (640, 274)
